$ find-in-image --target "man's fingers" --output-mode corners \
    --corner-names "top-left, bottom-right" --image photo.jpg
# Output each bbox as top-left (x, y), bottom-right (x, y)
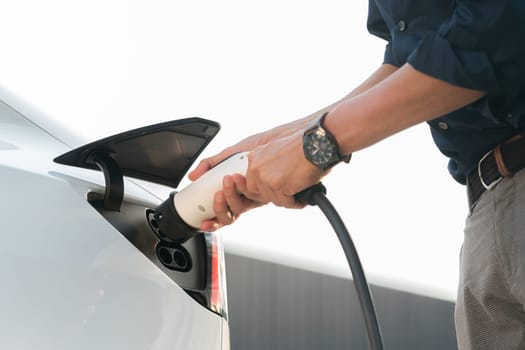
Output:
top-left (222, 176), bottom-right (245, 216)
top-left (228, 174), bottom-right (265, 212)
top-left (200, 219), bottom-right (220, 232)
top-left (188, 159), bottom-right (214, 181)
top-left (188, 149), bottom-right (238, 181)
top-left (213, 191), bottom-right (236, 226)
top-left (266, 192), bottom-right (299, 209)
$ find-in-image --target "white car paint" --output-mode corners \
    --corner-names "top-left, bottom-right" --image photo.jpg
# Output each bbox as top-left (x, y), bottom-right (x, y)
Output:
top-left (0, 90), bottom-right (228, 350)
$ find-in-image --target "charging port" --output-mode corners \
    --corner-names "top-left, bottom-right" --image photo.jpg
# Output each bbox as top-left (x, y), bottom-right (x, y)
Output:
top-left (156, 242), bottom-right (192, 272)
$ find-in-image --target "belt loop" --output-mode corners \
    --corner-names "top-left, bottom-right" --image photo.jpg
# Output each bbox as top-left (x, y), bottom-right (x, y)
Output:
top-left (494, 144), bottom-right (513, 177)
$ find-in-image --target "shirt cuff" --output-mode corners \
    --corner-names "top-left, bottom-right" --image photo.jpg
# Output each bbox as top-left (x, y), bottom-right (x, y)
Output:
top-left (382, 42), bottom-right (397, 67)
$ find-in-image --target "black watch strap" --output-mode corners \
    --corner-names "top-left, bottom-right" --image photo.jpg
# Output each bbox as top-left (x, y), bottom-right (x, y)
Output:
top-left (316, 112), bottom-right (352, 164)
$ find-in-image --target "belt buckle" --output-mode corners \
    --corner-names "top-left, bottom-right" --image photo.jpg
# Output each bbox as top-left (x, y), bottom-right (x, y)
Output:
top-left (478, 150), bottom-right (502, 190)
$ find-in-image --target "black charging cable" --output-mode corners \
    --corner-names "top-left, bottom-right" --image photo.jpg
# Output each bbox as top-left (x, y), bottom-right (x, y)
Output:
top-left (295, 183), bottom-right (385, 350)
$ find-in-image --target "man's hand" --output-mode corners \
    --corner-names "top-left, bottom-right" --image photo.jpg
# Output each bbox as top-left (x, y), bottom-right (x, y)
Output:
top-left (198, 174), bottom-right (263, 232)
top-left (190, 120), bottom-right (320, 232)
top-left (190, 129), bottom-right (289, 232)
top-left (188, 132), bottom-right (269, 182)
top-left (198, 130), bottom-right (327, 231)
top-left (243, 131), bottom-right (327, 208)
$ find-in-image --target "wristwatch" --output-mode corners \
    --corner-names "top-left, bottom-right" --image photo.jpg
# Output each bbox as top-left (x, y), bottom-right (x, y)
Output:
top-left (302, 112), bottom-right (352, 170)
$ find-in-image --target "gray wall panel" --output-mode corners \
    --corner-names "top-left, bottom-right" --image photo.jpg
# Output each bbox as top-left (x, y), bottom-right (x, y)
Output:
top-left (226, 253), bottom-right (457, 350)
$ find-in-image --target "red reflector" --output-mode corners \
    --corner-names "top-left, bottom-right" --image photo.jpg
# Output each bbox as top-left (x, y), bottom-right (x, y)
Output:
top-left (210, 234), bottom-right (220, 309)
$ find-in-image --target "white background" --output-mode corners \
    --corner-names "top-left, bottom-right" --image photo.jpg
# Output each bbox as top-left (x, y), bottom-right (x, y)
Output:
top-left (0, 0), bottom-right (466, 300)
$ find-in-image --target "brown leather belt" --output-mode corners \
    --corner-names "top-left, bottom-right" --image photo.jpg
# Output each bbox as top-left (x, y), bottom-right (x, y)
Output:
top-left (467, 134), bottom-right (525, 208)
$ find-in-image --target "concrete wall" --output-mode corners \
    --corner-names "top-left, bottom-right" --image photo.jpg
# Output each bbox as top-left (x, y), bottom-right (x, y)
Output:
top-left (225, 253), bottom-right (457, 350)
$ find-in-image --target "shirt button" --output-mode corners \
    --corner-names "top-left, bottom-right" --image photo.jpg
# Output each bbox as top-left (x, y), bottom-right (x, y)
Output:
top-left (397, 20), bottom-right (407, 32)
top-left (438, 121), bottom-right (448, 130)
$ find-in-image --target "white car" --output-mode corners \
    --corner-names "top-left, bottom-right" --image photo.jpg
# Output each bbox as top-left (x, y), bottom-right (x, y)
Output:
top-left (0, 85), bottom-right (230, 350)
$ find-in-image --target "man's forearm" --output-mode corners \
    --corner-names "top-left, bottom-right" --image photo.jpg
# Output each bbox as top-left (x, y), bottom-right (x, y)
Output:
top-left (325, 63), bottom-right (486, 155)
top-left (270, 64), bottom-right (399, 135)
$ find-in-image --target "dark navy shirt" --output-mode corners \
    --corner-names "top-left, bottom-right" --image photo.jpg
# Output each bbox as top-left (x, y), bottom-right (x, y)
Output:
top-left (367, 0), bottom-right (525, 184)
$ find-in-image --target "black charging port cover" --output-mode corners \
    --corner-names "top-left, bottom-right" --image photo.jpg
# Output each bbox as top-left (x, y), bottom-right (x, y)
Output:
top-left (54, 118), bottom-right (220, 211)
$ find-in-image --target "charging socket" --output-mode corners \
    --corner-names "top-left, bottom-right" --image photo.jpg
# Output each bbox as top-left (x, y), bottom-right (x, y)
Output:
top-left (156, 242), bottom-right (192, 272)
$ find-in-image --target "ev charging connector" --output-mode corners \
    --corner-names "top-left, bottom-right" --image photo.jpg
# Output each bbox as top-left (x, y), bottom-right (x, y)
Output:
top-left (152, 152), bottom-right (249, 243)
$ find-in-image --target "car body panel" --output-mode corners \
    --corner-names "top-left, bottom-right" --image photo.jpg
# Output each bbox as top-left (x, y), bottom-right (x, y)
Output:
top-left (0, 93), bottom-right (226, 349)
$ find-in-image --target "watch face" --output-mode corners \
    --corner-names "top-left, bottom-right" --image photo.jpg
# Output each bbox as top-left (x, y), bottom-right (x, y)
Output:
top-left (304, 128), bottom-right (335, 166)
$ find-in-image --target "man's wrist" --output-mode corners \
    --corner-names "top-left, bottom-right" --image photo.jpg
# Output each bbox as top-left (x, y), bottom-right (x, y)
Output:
top-left (322, 112), bottom-right (352, 165)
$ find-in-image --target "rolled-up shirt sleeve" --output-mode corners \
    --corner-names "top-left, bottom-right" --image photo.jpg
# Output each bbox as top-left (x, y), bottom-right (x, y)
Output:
top-left (367, 1), bottom-right (395, 66)
top-left (407, 0), bottom-right (525, 96)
